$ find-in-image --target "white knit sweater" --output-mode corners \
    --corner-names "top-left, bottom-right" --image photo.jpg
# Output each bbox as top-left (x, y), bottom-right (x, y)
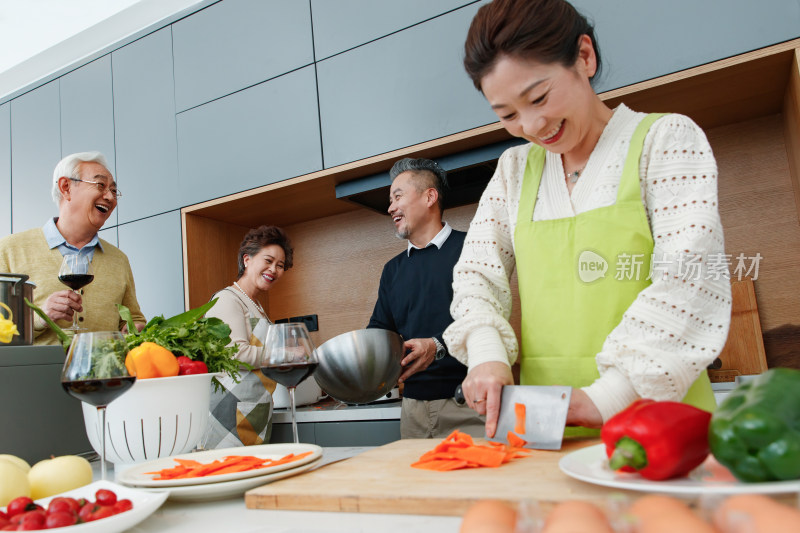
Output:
top-left (443, 104), bottom-right (732, 422)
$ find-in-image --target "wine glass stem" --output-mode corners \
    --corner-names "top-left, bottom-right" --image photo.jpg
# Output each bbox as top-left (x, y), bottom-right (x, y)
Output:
top-left (72, 289), bottom-right (80, 329)
top-left (98, 406), bottom-right (107, 481)
top-left (289, 387), bottom-right (299, 444)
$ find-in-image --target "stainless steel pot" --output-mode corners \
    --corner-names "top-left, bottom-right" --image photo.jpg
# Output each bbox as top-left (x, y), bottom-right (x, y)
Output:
top-left (0, 273), bottom-right (36, 345)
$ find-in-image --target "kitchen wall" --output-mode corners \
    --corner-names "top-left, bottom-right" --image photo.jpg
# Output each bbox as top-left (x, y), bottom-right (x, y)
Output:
top-left (1, 0), bottom-right (799, 321)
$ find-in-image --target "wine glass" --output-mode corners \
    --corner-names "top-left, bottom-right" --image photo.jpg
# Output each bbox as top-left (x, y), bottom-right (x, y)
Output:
top-left (260, 323), bottom-right (318, 444)
top-left (61, 331), bottom-right (135, 480)
top-left (58, 254), bottom-right (94, 331)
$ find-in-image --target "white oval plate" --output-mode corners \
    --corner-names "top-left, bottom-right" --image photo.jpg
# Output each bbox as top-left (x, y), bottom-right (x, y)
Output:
top-left (132, 457), bottom-right (322, 502)
top-left (117, 443), bottom-right (322, 488)
top-left (559, 444), bottom-right (800, 495)
top-left (1, 480), bottom-right (167, 533)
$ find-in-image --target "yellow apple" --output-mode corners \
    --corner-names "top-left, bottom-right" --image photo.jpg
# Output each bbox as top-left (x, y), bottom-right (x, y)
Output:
top-left (28, 455), bottom-right (93, 499)
top-left (0, 461), bottom-right (31, 507)
top-left (0, 454), bottom-right (31, 473)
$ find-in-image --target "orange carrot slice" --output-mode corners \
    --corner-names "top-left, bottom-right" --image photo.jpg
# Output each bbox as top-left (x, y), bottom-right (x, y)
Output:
top-left (514, 403), bottom-right (526, 434)
top-left (507, 431), bottom-right (527, 448)
top-left (411, 430), bottom-right (531, 472)
top-left (145, 451), bottom-right (314, 480)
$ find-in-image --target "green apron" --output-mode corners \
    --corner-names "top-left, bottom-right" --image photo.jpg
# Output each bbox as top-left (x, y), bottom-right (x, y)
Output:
top-left (513, 114), bottom-right (715, 434)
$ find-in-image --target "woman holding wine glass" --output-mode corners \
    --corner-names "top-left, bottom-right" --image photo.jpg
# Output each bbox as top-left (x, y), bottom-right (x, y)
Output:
top-left (0, 151), bottom-right (146, 344)
top-left (203, 225), bottom-right (294, 449)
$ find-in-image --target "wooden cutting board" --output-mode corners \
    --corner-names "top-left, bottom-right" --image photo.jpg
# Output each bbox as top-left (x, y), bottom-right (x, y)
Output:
top-left (245, 438), bottom-right (619, 516)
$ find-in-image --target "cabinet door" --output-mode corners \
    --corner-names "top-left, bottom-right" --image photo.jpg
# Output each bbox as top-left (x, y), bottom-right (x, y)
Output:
top-left (0, 103), bottom-right (9, 237)
top-left (10, 81), bottom-right (61, 233)
top-left (112, 28), bottom-right (180, 224)
top-left (317, 3), bottom-right (496, 168)
top-left (177, 65), bottom-right (322, 205)
top-left (311, 0), bottom-right (474, 60)
top-left (60, 55), bottom-right (118, 229)
top-left (172, 0), bottom-right (314, 112)
top-left (117, 210), bottom-right (184, 321)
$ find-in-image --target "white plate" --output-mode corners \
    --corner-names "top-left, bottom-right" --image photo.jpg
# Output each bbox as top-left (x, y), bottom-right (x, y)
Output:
top-left (131, 457), bottom-right (322, 502)
top-left (559, 444), bottom-right (800, 495)
top-left (117, 442), bottom-right (322, 487)
top-left (1, 480), bottom-right (167, 533)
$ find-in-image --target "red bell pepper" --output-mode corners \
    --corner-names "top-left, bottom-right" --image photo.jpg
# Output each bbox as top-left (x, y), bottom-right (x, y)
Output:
top-left (176, 356), bottom-right (208, 375)
top-left (600, 399), bottom-right (712, 481)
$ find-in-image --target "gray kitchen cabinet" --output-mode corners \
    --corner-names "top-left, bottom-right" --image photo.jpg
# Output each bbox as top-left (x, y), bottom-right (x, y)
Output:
top-left (176, 65), bottom-right (322, 204)
top-left (117, 211), bottom-right (184, 321)
top-left (111, 28), bottom-right (180, 224)
top-left (311, 0), bottom-right (477, 60)
top-left (172, 0), bottom-right (314, 112)
top-left (271, 420), bottom-right (401, 447)
top-left (317, 2), bottom-right (496, 169)
top-left (0, 104), bottom-right (9, 237)
top-left (60, 55), bottom-right (118, 230)
top-left (10, 81), bottom-right (61, 233)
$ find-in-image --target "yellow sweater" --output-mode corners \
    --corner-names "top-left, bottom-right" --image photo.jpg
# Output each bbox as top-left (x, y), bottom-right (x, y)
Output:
top-left (0, 228), bottom-right (146, 345)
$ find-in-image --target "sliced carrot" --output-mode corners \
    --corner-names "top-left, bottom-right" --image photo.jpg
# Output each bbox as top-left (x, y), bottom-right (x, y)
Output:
top-left (410, 430), bottom-right (531, 472)
top-left (146, 451), bottom-right (313, 480)
top-left (514, 403), bottom-right (526, 434)
top-left (507, 431), bottom-right (527, 448)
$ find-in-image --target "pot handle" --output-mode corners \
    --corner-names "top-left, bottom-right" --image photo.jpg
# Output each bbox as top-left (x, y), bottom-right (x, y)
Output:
top-left (0, 273), bottom-right (30, 296)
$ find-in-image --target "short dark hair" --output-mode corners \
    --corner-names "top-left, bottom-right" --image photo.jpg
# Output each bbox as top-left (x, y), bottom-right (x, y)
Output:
top-left (237, 225), bottom-right (294, 277)
top-left (389, 158), bottom-right (448, 213)
top-left (463, 0), bottom-right (602, 91)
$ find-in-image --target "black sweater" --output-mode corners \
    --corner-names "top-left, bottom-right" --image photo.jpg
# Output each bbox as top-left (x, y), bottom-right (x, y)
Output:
top-left (367, 230), bottom-right (467, 400)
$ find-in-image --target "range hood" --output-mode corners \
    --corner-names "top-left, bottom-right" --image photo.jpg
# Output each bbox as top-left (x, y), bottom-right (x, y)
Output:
top-left (335, 138), bottom-right (527, 214)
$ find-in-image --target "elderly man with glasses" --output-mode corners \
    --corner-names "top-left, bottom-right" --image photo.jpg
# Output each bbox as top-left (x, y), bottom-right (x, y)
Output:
top-left (0, 151), bottom-right (146, 344)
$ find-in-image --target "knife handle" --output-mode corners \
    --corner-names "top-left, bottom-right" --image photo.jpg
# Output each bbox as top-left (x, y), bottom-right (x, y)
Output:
top-left (454, 384), bottom-right (466, 405)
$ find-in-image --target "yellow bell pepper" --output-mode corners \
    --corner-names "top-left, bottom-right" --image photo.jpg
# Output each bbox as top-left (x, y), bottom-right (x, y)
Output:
top-left (125, 342), bottom-right (180, 379)
top-left (0, 302), bottom-right (21, 344)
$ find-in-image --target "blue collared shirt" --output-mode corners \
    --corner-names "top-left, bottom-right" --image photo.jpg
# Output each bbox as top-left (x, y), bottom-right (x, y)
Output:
top-left (406, 221), bottom-right (453, 256)
top-left (43, 218), bottom-right (103, 260)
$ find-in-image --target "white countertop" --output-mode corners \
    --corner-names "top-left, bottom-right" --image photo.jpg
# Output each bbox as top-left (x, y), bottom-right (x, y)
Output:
top-left (105, 446), bottom-right (461, 532)
top-left (272, 398), bottom-right (402, 424)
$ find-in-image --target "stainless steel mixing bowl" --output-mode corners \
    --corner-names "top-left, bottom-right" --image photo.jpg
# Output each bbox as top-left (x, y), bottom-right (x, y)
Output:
top-left (313, 328), bottom-right (404, 404)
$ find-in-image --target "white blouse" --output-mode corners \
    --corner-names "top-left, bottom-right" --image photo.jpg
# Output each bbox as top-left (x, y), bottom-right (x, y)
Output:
top-left (443, 104), bottom-right (732, 422)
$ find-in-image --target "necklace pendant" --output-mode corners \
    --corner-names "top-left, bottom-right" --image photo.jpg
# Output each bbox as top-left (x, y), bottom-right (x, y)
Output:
top-left (568, 170), bottom-right (581, 184)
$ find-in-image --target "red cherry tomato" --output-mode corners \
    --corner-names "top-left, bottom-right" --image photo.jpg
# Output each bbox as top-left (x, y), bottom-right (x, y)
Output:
top-left (0, 511), bottom-right (6, 520)
top-left (0, 516), bottom-right (8, 529)
top-left (95, 489), bottom-right (117, 507)
top-left (45, 511), bottom-right (78, 529)
top-left (88, 505), bottom-right (115, 522)
top-left (112, 499), bottom-right (133, 514)
top-left (47, 497), bottom-right (80, 515)
top-left (16, 510), bottom-right (45, 531)
top-left (78, 502), bottom-right (97, 523)
top-left (5, 498), bottom-right (35, 518)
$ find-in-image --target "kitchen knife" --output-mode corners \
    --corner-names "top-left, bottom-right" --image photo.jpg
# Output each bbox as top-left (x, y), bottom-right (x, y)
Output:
top-left (454, 384), bottom-right (572, 450)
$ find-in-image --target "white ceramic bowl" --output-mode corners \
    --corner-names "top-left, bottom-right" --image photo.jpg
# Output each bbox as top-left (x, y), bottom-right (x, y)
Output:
top-left (272, 379), bottom-right (325, 408)
top-left (82, 373), bottom-right (216, 464)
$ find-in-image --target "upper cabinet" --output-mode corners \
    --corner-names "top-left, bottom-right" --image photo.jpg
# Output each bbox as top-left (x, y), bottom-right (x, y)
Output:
top-left (111, 28), bottom-right (180, 224)
top-left (316, 2), bottom-right (496, 168)
top-left (60, 55), bottom-right (118, 229)
top-left (10, 81), bottom-right (61, 233)
top-left (172, 0), bottom-right (314, 112)
top-left (0, 104), bottom-right (9, 237)
top-left (310, 0), bottom-right (476, 60)
top-left (176, 65), bottom-right (322, 206)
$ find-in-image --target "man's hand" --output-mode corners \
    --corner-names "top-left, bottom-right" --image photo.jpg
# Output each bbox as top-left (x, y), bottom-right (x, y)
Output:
top-left (42, 290), bottom-right (82, 322)
top-left (398, 338), bottom-right (437, 383)
top-left (566, 388), bottom-right (603, 429)
top-left (461, 361), bottom-right (513, 438)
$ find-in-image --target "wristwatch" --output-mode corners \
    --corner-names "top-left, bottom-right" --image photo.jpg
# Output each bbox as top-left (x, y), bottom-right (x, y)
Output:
top-left (432, 337), bottom-right (446, 360)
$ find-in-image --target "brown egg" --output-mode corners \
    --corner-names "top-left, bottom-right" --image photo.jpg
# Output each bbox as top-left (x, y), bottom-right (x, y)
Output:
top-left (543, 500), bottom-right (614, 533)
top-left (714, 494), bottom-right (800, 533)
top-left (460, 500), bottom-right (518, 533)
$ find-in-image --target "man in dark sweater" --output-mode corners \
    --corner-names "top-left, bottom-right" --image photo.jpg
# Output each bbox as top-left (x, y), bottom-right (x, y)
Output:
top-left (368, 158), bottom-right (484, 438)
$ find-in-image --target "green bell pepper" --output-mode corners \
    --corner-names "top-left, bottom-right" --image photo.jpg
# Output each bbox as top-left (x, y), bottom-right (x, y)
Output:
top-left (709, 367), bottom-right (800, 482)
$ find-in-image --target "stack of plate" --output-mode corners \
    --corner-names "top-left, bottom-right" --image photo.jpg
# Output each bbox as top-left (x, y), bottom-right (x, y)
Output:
top-left (117, 443), bottom-right (323, 502)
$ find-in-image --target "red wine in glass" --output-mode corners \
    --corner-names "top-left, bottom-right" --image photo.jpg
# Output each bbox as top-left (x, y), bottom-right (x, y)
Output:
top-left (260, 362), bottom-right (318, 388)
top-left (58, 273), bottom-right (94, 291)
top-left (58, 254), bottom-right (93, 331)
top-left (62, 376), bottom-right (136, 407)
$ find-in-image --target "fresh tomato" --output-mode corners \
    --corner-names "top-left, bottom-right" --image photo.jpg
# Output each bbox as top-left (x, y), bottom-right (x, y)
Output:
top-left (78, 502), bottom-right (97, 523)
top-left (95, 489), bottom-right (117, 507)
top-left (45, 511), bottom-right (78, 529)
top-left (0, 516), bottom-right (8, 529)
top-left (16, 510), bottom-right (45, 531)
top-left (47, 496), bottom-right (80, 515)
top-left (88, 505), bottom-right (115, 522)
top-left (112, 499), bottom-right (133, 514)
top-left (5, 498), bottom-right (35, 518)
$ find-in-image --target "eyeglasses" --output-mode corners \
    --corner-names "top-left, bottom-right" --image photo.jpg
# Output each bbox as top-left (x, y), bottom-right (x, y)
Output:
top-left (69, 178), bottom-right (122, 198)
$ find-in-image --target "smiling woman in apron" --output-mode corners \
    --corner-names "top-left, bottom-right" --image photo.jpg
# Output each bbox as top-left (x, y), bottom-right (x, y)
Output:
top-left (443, 0), bottom-right (732, 437)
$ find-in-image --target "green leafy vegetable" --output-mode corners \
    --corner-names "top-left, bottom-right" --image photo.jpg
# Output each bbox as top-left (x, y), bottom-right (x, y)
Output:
top-left (25, 298), bottom-right (71, 351)
top-left (118, 299), bottom-right (246, 390)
